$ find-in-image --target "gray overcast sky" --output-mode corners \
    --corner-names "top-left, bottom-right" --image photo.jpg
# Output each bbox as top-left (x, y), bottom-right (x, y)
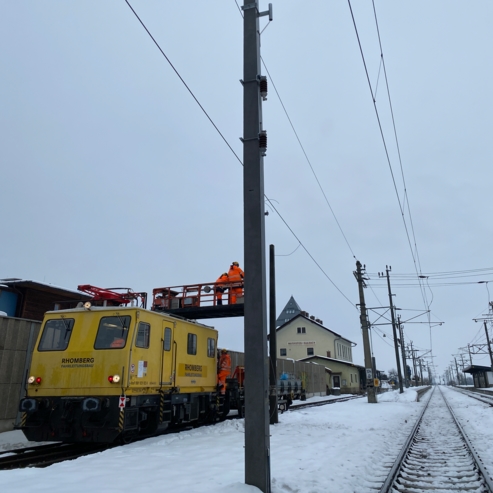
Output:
top-left (1, 1), bottom-right (492, 380)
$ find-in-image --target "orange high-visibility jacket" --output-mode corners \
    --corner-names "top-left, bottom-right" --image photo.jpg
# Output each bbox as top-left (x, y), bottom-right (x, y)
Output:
top-left (228, 265), bottom-right (244, 283)
top-left (219, 353), bottom-right (231, 373)
top-left (215, 273), bottom-right (229, 286)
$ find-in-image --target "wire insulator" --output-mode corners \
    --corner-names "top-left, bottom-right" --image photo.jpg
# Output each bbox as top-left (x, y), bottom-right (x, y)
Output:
top-left (259, 76), bottom-right (268, 101)
top-left (259, 130), bottom-right (267, 156)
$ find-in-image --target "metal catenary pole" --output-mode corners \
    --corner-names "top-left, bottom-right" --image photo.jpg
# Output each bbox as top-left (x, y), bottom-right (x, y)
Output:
top-left (454, 357), bottom-right (461, 386)
top-left (269, 244), bottom-right (278, 424)
top-left (354, 261), bottom-right (377, 403)
top-left (484, 320), bottom-right (493, 371)
top-left (409, 341), bottom-right (417, 385)
top-left (384, 267), bottom-right (403, 393)
top-left (242, 2), bottom-right (272, 492)
top-left (398, 316), bottom-right (409, 388)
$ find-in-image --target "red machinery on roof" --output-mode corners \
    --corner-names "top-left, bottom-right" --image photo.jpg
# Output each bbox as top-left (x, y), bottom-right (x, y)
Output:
top-left (77, 284), bottom-right (147, 308)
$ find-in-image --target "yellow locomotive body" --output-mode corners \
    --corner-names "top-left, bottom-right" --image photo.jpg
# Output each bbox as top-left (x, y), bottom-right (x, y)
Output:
top-left (19, 305), bottom-right (221, 443)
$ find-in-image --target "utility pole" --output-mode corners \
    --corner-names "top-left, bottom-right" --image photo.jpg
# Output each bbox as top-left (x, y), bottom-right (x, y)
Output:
top-left (427, 364), bottom-right (432, 385)
top-left (398, 316), bottom-right (409, 388)
top-left (409, 341), bottom-right (417, 386)
top-left (418, 359), bottom-right (423, 385)
top-left (242, 2), bottom-right (273, 491)
top-left (459, 354), bottom-right (467, 384)
top-left (382, 266), bottom-right (403, 393)
top-left (467, 344), bottom-right (473, 366)
top-left (354, 261), bottom-right (377, 403)
top-left (454, 357), bottom-right (460, 386)
top-left (484, 320), bottom-right (493, 370)
top-left (269, 245), bottom-right (278, 424)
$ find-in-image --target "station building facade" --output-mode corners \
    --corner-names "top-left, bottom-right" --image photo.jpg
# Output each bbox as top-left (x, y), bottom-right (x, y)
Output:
top-left (274, 303), bottom-right (364, 394)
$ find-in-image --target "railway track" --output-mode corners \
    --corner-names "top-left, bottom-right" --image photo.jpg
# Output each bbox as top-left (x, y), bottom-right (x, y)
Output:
top-left (288, 393), bottom-right (363, 411)
top-left (1, 394), bottom-right (360, 469)
top-left (0, 442), bottom-right (111, 470)
top-left (451, 386), bottom-right (493, 407)
top-left (379, 386), bottom-right (493, 492)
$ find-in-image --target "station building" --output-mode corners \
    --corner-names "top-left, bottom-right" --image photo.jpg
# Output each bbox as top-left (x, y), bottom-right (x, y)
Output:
top-left (274, 297), bottom-right (364, 395)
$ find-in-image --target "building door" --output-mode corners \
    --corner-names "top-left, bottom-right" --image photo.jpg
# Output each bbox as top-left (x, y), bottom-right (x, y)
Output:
top-left (333, 375), bottom-right (340, 388)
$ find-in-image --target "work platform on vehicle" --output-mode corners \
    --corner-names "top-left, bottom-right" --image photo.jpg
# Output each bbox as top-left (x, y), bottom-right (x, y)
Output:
top-left (152, 282), bottom-right (244, 320)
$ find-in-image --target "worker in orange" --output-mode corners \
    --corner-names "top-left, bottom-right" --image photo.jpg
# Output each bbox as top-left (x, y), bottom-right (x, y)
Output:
top-left (110, 337), bottom-right (125, 348)
top-left (217, 348), bottom-right (231, 395)
top-left (228, 261), bottom-right (244, 304)
top-left (215, 272), bottom-right (229, 306)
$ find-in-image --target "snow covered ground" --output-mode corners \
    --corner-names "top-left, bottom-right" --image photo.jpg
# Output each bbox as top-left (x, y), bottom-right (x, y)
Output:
top-left (1, 386), bottom-right (491, 493)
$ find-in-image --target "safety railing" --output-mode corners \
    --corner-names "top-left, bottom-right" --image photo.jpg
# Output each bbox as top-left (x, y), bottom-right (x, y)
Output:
top-left (151, 281), bottom-right (244, 311)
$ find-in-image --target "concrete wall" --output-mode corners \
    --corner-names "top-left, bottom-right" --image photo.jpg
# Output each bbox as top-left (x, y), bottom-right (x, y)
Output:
top-left (0, 316), bottom-right (41, 432)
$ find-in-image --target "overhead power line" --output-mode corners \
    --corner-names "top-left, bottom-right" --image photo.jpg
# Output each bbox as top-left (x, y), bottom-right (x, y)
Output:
top-left (124, 0), bottom-right (243, 166)
top-left (347, 0), bottom-right (435, 355)
top-left (261, 58), bottom-right (358, 261)
top-left (125, 0), bottom-right (356, 308)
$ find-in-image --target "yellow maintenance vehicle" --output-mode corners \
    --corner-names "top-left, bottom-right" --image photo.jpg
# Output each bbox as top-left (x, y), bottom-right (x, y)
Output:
top-left (18, 286), bottom-right (222, 443)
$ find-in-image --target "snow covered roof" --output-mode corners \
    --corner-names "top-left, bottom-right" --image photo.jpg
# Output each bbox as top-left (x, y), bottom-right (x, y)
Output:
top-left (0, 278), bottom-right (88, 297)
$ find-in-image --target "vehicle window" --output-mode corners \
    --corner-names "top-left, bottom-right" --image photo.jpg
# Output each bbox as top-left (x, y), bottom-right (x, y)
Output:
top-left (164, 327), bottom-right (172, 351)
top-left (38, 318), bottom-right (75, 351)
top-left (136, 322), bottom-right (150, 348)
top-left (207, 337), bottom-right (215, 358)
top-left (187, 333), bottom-right (197, 355)
top-left (94, 315), bottom-right (131, 349)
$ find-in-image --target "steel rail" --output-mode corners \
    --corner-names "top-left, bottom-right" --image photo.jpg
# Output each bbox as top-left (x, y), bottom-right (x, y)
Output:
top-left (450, 386), bottom-right (493, 407)
top-left (288, 394), bottom-right (363, 411)
top-left (440, 386), bottom-right (493, 492)
top-left (378, 386), bottom-right (435, 493)
top-left (0, 442), bottom-right (112, 470)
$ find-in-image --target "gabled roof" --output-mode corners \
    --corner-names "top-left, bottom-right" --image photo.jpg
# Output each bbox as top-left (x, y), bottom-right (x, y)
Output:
top-left (276, 313), bottom-right (356, 346)
top-left (298, 354), bottom-right (364, 369)
top-left (276, 295), bottom-right (302, 327)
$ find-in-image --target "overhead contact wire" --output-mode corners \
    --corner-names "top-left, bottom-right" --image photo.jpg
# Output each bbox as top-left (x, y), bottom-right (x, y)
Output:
top-left (261, 58), bottom-right (358, 261)
top-left (124, 0), bottom-right (243, 167)
top-left (127, 0), bottom-right (356, 308)
top-left (371, 0), bottom-right (432, 348)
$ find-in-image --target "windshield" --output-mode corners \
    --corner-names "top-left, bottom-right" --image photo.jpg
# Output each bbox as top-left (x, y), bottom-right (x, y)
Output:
top-left (38, 318), bottom-right (75, 351)
top-left (94, 315), bottom-right (131, 349)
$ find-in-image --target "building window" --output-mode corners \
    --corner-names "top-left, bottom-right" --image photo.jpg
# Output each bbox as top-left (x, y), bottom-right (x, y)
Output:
top-left (327, 351), bottom-right (331, 358)
top-left (280, 348), bottom-right (287, 356)
top-left (307, 347), bottom-right (314, 356)
top-left (350, 374), bottom-right (353, 383)
top-left (297, 327), bottom-right (306, 334)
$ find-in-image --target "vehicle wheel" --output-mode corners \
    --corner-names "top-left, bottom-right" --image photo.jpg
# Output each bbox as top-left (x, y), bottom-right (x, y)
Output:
top-left (238, 404), bottom-right (245, 418)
